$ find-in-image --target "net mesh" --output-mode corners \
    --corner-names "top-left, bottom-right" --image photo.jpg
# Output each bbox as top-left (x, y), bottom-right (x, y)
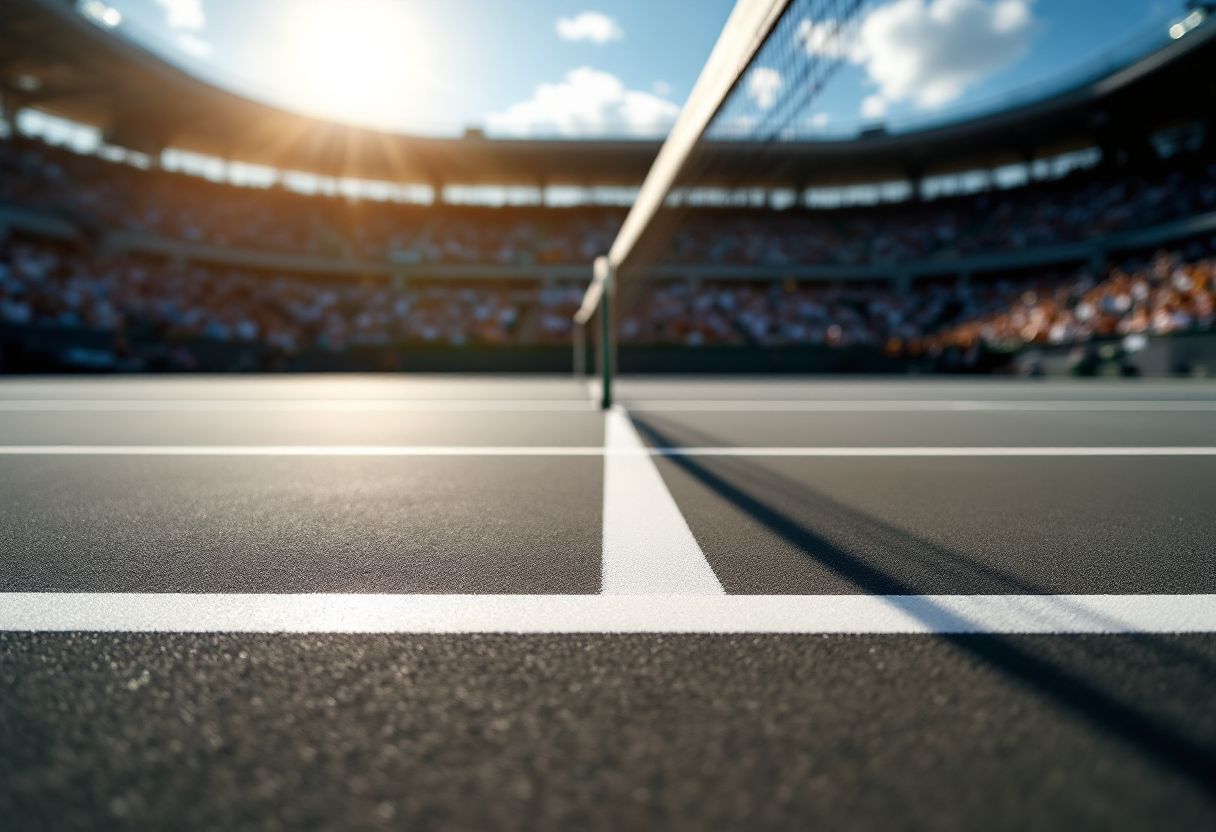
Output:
top-left (574, 0), bottom-right (869, 402)
top-left (705, 0), bottom-right (864, 143)
top-left (612, 0), bottom-right (866, 294)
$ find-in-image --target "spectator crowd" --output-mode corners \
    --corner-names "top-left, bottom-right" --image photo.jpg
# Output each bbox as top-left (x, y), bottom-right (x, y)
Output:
top-left (925, 246), bottom-right (1216, 355)
top-left (0, 239), bottom-right (534, 353)
top-left (4, 229), bottom-right (1214, 363)
top-left (4, 137), bottom-right (1216, 268)
top-left (2, 133), bottom-right (1216, 369)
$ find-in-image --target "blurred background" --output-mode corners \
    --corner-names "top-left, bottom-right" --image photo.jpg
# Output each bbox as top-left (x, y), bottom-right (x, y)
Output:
top-left (0, 0), bottom-right (1214, 376)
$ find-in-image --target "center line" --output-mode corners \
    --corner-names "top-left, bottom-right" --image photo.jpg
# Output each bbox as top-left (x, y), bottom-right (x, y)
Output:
top-left (601, 407), bottom-right (724, 595)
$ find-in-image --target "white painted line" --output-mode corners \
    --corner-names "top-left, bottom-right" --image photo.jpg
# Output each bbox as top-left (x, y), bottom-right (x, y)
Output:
top-left (0, 446), bottom-right (604, 456)
top-left (601, 407), bottom-right (724, 595)
top-left (0, 593), bottom-right (1212, 634)
top-left (1, 446), bottom-right (1214, 457)
top-left (4, 399), bottom-right (1213, 414)
top-left (654, 447), bottom-right (1216, 457)
top-left (627, 400), bottom-right (1216, 412)
top-left (0, 400), bottom-right (597, 412)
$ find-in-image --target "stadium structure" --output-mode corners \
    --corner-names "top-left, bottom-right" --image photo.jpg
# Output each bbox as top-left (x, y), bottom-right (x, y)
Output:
top-left (3, 3), bottom-right (1216, 829)
top-left (1, 0), bottom-right (1216, 376)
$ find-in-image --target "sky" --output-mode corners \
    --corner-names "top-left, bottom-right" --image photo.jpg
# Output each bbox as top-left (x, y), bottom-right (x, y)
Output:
top-left (92, 0), bottom-right (1195, 139)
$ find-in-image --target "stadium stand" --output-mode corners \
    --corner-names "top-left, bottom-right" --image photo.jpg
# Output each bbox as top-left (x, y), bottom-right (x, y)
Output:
top-left (5, 137), bottom-right (1215, 266)
top-left (2, 0), bottom-right (1215, 374)
top-left (3, 137), bottom-right (1216, 373)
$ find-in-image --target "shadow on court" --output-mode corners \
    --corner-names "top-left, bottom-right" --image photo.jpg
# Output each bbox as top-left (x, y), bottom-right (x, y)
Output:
top-left (631, 416), bottom-right (1216, 798)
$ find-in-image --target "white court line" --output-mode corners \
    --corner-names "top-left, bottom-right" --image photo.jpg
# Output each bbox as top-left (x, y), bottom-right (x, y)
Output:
top-left (655, 447), bottom-right (1216, 457)
top-left (3, 399), bottom-right (1214, 413)
top-left (0, 446), bottom-right (1214, 456)
top-left (601, 407), bottom-right (724, 595)
top-left (627, 400), bottom-right (1216, 412)
top-left (0, 445), bottom-right (605, 456)
top-left (0, 399), bottom-right (598, 412)
top-left (0, 593), bottom-right (1212, 634)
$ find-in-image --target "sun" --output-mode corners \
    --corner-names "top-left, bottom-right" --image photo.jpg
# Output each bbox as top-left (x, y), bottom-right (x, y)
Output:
top-left (276, 0), bottom-right (423, 128)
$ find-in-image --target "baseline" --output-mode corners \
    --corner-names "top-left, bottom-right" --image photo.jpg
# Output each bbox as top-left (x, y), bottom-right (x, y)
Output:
top-left (1, 593), bottom-right (1212, 634)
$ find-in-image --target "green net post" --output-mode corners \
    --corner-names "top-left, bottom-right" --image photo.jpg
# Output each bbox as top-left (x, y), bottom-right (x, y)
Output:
top-left (600, 264), bottom-right (613, 410)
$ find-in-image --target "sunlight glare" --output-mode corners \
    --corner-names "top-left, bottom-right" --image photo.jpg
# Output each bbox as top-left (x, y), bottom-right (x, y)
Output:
top-left (278, 0), bottom-right (420, 127)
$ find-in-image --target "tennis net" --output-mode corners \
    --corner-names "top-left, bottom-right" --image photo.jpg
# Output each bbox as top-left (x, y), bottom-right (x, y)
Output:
top-left (574, 0), bottom-right (866, 406)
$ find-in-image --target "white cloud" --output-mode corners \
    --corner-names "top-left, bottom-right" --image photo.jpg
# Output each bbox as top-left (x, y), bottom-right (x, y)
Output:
top-left (652, 80), bottom-right (672, 97)
top-left (556, 11), bottom-right (623, 44)
top-left (797, 19), bottom-right (851, 59)
top-left (487, 67), bottom-right (678, 138)
top-left (747, 67), bottom-right (782, 110)
top-left (809, 111), bottom-right (830, 129)
top-left (800, 0), bottom-right (1036, 117)
top-left (177, 33), bottom-right (212, 56)
top-left (154, 0), bottom-right (205, 31)
top-left (861, 94), bottom-right (887, 118)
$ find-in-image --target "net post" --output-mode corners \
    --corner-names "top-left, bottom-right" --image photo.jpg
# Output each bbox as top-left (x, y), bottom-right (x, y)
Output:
top-left (598, 259), bottom-right (613, 409)
top-left (573, 320), bottom-right (585, 378)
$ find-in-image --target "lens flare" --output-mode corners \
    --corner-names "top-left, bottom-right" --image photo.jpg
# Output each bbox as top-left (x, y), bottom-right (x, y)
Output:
top-left (274, 0), bottom-right (424, 128)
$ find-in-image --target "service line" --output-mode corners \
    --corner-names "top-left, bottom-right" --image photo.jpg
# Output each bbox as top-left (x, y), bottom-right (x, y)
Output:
top-left (0, 445), bottom-right (605, 456)
top-left (0, 593), bottom-right (1212, 634)
top-left (655, 446), bottom-right (1216, 456)
top-left (5, 399), bottom-right (1215, 413)
top-left (1, 446), bottom-right (1215, 456)
top-left (626, 400), bottom-right (1216, 412)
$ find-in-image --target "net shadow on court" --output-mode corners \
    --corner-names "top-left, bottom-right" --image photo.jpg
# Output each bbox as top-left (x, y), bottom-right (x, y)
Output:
top-left (631, 415), bottom-right (1216, 793)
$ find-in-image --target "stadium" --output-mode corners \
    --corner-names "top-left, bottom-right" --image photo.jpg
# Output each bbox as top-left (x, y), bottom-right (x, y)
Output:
top-left (1, 0), bottom-right (1215, 828)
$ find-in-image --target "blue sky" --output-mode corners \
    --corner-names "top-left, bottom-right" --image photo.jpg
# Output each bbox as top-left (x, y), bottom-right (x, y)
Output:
top-left (96, 0), bottom-right (1192, 138)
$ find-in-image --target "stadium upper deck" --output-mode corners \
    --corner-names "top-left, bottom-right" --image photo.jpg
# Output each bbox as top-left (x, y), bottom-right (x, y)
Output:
top-left (2, 0), bottom-right (1214, 189)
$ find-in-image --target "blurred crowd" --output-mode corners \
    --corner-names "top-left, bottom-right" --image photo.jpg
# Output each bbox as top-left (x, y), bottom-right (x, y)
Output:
top-left (3, 133), bottom-right (1216, 366)
top-left (0, 238), bottom-right (535, 353)
top-left (5, 230), bottom-right (1214, 360)
top-left (0, 233), bottom-right (977, 353)
top-left (925, 244), bottom-right (1216, 354)
top-left (0, 139), bottom-right (620, 264)
top-left (618, 280), bottom-right (960, 348)
top-left (3, 137), bottom-right (1215, 267)
top-left (669, 166), bottom-right (1216, 267)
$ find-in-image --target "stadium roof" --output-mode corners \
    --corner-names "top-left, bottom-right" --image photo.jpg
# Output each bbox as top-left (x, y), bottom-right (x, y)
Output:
top-left (2, 0), bottom-right (1214, 189)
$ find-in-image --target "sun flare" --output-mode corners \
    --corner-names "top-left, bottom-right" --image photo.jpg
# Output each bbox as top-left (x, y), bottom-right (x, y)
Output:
top-left (275, 0), bottom-right (423, 127)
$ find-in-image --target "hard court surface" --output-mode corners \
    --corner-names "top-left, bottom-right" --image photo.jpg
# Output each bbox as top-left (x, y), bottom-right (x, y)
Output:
top-left (0, 374), bottom-right (1214, 830)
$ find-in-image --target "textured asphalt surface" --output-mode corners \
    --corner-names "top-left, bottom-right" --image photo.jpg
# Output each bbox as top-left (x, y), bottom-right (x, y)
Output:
top-left (1, 375), bottom-right (1215, 830)
top-left (631, 409), bottom-right (1216, 446)
top-left (3, 633), bottom-right (1215, 831)
top-left (0, 457), bottom-right (602, 594)
top-left (0, 411), bottom-right (606, 446)
top-left (646, 454), bottom-right (1216, 595)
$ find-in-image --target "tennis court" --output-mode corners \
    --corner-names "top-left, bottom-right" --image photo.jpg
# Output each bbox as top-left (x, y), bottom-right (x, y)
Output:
top-left (1, 374), bottom-right (1214, 829)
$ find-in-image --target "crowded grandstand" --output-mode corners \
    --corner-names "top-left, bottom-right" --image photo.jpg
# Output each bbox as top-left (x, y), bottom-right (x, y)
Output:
top-left (1, 0), bottom-right (1215, 374)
